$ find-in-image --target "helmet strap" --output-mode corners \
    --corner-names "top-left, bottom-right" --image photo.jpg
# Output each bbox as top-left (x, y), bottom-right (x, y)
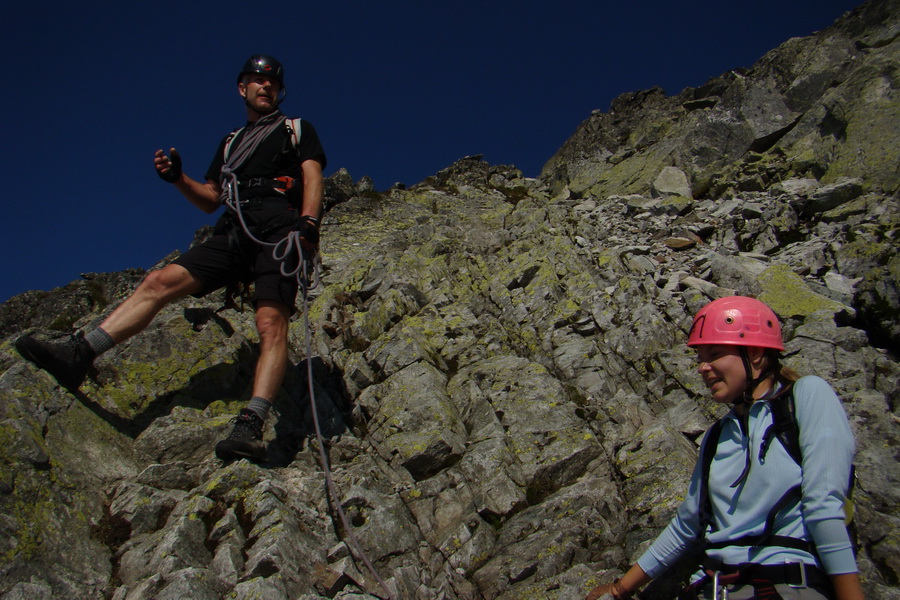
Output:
top-left (736, 347), bottom-right (771, 406)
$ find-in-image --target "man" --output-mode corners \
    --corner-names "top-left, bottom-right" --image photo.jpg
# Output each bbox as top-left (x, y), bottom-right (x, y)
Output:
top-left (16, 55), bottom-right (327, 463)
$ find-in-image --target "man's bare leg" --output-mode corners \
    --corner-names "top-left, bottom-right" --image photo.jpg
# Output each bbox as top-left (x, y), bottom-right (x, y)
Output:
top-left (100, 263), bottom-right (204, 343)
top-left (215, 299), bottom-right (291, 462)
top-left (16, 263), bottom-right (203, 390)
top-left (250, 300), bottom-right (291, 401)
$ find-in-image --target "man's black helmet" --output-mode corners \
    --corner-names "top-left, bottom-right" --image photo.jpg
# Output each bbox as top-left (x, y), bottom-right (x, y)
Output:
top-left (237, 55), bottom-right (285, 88)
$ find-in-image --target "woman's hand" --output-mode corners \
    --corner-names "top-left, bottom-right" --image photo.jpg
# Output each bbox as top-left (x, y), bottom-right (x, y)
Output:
top-left (585, 583), bottom-right (616, 600)
top-left (586, 565), bottom-right (648, 600)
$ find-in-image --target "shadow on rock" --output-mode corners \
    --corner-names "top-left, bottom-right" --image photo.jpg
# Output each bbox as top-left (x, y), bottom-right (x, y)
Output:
top-left (267, 356), bottom-right (351, 467)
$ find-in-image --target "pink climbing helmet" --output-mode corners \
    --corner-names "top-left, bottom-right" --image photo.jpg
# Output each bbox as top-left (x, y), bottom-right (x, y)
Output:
top-left (687, 296), bottom-right (784, 351)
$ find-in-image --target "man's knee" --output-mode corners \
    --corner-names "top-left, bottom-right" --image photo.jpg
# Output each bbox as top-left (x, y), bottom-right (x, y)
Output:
top-left (255, 301), bottom-right (290, 341)
top-left (137, 265), bottom-right (200, 300)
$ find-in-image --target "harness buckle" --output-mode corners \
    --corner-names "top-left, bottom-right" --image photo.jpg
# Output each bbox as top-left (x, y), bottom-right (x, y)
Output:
top-left (273, 175), bottom-right (295, 193)
top-left (786, 560), bottom-right (807, 589)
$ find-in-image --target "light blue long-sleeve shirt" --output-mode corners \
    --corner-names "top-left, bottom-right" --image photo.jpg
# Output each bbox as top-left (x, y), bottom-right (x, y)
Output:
top-left (637, 375), bottom-right (857, 579)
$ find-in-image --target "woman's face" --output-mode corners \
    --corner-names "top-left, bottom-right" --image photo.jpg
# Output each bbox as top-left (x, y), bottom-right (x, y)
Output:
top-left (696, 344), bottom-right (748, 404)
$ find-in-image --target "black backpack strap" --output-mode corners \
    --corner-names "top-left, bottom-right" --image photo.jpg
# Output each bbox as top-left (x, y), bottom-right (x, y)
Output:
top-left (759, 385), bottom-right (802, 465)
top-left (697, 419), bottom-right (725, 540)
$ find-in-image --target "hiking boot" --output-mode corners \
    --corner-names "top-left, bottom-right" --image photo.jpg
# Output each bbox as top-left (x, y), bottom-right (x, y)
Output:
top-left (215, 409), bottom-right (267, 462)
top-left (15, 332), bottom-right (96, 390)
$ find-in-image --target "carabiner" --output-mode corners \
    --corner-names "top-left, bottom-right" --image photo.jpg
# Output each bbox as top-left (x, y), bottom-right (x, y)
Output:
top-left (711, 571), bottom-right (728, 600)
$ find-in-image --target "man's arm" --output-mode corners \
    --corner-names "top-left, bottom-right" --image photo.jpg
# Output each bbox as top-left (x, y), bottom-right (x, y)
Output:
top-left (299, 158), bottom-right (324, 221)
top-left (154, 149), bottom-right (223, 214)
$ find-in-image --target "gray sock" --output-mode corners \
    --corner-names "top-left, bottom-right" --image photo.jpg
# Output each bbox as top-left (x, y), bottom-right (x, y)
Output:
top-left (84, 327), bottom-right (116, 356)
top-left (247, 396), bottom-right (272, 421)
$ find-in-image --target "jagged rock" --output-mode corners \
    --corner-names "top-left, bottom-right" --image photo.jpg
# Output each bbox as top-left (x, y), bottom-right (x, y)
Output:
top-left (0, 3), bottom-right (898, 599)
top-left (357, 175), bottom-right (375, 194)
top-left (0, 269), bottom-right (146, 339)
top-left (542, 0), bottom-right (900, 198)
top-left (802, 177), bottom-right (864, 215)
top-left (772, 177), bottom-right (819, 196)
top-left (0, 580), bottom-right (54, 600)
top-left (323, 167), bottom-right (358, 209)
top-left (108, 482), bottom-right (179, 535)
top-left (356, 361), bottom-right (467, 481)
top-left (775, 1), bottom-right (900, 193)
top-left (757, 263), bottom-right (855, 319)
top-left (651, 167), bottom-right (692, 198)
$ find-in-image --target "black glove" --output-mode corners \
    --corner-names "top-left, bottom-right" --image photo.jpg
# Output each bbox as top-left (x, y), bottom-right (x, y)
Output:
top-left (299, 216), bottom-right (320, 251)
top-left (157, 148), bottom-right (182, 183)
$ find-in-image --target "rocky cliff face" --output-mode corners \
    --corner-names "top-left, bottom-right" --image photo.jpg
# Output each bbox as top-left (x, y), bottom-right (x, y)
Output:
top-left (0, 2), bottom-right (897, 599)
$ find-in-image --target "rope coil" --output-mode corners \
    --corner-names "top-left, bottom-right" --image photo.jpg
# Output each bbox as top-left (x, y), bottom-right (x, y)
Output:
top-left (222, 168), bottom-right (321, 289)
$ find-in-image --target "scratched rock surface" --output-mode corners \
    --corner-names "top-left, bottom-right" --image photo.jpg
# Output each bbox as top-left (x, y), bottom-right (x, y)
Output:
top-left (0, 2), bottom-right (898, 599)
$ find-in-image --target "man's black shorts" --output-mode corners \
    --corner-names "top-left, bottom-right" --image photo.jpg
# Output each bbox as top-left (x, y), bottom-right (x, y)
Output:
top-left (173, 224), bottom-right (299, 310)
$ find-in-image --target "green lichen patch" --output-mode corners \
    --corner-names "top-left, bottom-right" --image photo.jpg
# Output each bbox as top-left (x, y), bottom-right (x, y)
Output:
top-left (757, 264), bottom-right (849, 318)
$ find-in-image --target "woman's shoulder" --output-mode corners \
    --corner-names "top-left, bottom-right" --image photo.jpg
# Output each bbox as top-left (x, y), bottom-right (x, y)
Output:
top-left (789, 375), bottom-right (844, 421)
top-left (791, 375), bottom-right (837, 398)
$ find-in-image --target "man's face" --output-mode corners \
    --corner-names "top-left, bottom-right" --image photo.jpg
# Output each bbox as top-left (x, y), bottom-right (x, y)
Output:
top-left (239, 74), bottom-right (282, 115)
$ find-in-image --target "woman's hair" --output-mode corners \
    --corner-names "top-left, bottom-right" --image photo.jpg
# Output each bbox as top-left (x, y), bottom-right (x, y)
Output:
top-left (765, 348), bottom-right (801, 385)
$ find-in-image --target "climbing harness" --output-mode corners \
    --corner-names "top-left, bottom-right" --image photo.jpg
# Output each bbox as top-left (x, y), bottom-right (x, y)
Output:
top-left (219, 126), bottom-right (321, 292)
top-left (298, 265), bottom-right (393, 600)
top-left (679, 561), bottom-right (832, 599)
top-left (222, 171), bottom-right (322, 290)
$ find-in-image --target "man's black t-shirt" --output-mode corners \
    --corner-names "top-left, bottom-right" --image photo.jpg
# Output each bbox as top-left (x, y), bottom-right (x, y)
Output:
top-left (205, 118), bottom-right (327, 198)
top-left (205, 117), bottom-right (326, 236)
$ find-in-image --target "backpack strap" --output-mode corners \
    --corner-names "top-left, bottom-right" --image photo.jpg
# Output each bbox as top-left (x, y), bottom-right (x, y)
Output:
top-left (769, 386), bottom-right (802, 465)
top-left (772, 383), bottom-right (856, 526)
top-left (286, 117), bottom-right (302, 149)
top-left (697, 418), bottom-right (725, 541)
top-left (697, 404), bottom-right (813, 556)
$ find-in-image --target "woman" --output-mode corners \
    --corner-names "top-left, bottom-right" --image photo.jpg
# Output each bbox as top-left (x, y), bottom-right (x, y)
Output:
top-left (586, 296), bottom-right (864, 600)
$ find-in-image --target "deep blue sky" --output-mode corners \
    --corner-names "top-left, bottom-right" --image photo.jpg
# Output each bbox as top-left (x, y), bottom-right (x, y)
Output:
top-left (1, 0), bottom-right (862, 304)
